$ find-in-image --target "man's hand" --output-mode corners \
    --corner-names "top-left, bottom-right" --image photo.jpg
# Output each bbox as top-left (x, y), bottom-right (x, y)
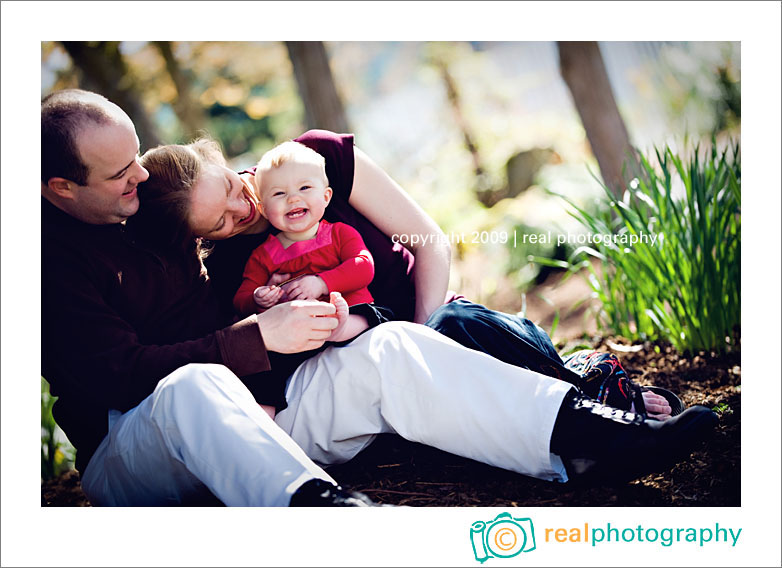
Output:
top-left (253, 285), bottom-right (285, 308)
top-left (256, 300), bottom-right (338, 353)
top-left (282, 275), bottom-right (328, 301)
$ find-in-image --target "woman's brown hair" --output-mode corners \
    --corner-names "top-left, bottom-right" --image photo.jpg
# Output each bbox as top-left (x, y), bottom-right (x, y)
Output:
top-left (129, 138), bottom-right (226, 262)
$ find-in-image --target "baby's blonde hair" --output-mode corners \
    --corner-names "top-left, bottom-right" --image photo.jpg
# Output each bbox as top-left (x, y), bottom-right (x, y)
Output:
top-left (255, 141), bottom-right (328, 193)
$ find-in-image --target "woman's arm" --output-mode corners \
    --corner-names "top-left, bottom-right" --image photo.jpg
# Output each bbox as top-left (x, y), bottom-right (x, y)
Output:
top-left (349, 146), bottom-right (452, 323)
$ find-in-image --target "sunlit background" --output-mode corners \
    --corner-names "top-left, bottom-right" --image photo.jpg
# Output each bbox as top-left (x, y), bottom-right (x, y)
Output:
top-left (40, 41), bottom-right (740, 329)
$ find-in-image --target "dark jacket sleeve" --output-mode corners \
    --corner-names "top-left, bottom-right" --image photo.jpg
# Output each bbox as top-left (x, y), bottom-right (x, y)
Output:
top-left (41, 251), bottom-right (270, 413)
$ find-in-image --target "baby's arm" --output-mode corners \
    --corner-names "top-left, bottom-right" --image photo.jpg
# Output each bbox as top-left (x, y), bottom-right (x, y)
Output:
top-left (328, 292), bottom-right (369, 343)
top-left (317, 224), bottom-right (375, 295)
top-left (233, 248), bottom-right (274, 315)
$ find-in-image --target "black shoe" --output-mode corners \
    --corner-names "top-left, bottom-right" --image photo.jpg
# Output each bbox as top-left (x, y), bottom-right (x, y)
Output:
top-left (561, 350), bottom-right (685, 419)
top-left (550, 390), bottom-right (719, 485)
top-left (289, 479), bottom-right (380, 507)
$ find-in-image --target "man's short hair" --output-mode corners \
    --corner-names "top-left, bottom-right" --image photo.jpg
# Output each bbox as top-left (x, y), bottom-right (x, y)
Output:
top-left (41, 89), bottom-right (116, 186)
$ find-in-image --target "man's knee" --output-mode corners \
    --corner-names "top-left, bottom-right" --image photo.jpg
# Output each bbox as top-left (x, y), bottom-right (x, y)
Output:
top-left (153, 363), bottom-right (239, 402)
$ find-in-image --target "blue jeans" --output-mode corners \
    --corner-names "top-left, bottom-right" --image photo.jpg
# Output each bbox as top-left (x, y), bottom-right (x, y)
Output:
top-left (424, 299), bottom-right (582, 386)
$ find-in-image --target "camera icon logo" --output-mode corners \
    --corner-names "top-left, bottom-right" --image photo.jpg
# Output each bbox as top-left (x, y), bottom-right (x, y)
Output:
top-left (470, 512), bottom-right (536, 563)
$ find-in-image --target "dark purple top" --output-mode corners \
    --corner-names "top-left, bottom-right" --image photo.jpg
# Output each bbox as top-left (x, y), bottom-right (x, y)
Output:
top-left (204, 130), bottom-right (418, 322)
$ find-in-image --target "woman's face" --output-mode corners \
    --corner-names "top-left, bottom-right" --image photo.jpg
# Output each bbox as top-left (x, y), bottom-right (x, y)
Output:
top-left (188, 163), bottom-right (263, 240)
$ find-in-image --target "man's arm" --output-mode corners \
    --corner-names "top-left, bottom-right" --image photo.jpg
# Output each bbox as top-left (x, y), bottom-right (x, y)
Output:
top-left (43, 254), bottom-right (337, 413)
top-left (42, 256), bottom-right (267, 412)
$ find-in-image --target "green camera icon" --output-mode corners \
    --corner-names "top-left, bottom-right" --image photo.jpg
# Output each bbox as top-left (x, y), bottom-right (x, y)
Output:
top-left (470, 512), bottom-right (536, 563)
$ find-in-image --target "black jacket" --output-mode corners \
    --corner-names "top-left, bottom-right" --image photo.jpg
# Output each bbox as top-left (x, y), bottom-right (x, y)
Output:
top-left (41, 198), bottom-right (271, 472)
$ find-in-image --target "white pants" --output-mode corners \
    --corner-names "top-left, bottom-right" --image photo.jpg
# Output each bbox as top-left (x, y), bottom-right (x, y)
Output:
top-left (275, 322), bottom-right (572, 482)
top-left (82, 322), bottom-right (572, 506)
top-left (80, 364), bottom-right (334, 506)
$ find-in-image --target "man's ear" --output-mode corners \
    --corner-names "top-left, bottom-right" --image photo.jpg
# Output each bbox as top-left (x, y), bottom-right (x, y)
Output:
top-left (323, 186), bottom-right (333, 205)
top-left (47, 177), bottom-right (76, 200)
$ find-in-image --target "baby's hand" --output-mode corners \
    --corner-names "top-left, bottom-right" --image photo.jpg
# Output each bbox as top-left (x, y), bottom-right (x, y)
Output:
top-left (253, 285), bottom-right (284, 308)
top-left (266, 273), bottom-right (291, 287)
top-left (283, 275), bottom-right (328, 301)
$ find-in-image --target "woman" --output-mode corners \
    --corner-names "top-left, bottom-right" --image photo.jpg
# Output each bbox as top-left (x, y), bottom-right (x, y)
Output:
top-left (127, 131), bottom-right (715, 487)
top-left (131, 130), bottom-right (674, 419)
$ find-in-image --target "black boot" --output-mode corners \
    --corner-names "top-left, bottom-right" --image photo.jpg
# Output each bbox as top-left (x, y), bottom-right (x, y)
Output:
top-left (289, 479), bottom-right (380, 507)
top-left (550, 389), bottom-right (718, 485)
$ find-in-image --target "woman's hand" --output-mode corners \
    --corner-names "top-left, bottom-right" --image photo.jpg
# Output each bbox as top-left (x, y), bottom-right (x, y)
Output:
top-left (640, 390), bottom-right (672, 420)
top-left (350, 146), bottom-right (451, 323)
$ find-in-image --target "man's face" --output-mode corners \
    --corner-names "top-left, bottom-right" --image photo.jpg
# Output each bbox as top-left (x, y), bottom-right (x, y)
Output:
top-left (71, 118), bottom-right (149, 224)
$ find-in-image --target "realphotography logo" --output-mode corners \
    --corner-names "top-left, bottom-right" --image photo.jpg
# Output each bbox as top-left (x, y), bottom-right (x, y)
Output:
top-left (470, 512), bottom-right (536, 563)
top-left (469, 515), bottom-right (742, 563)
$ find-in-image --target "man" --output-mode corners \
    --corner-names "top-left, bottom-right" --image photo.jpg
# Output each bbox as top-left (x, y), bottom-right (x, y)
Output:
top-left (41, 89), bottom-right (372, 506)
top-left (42, 89), bottom-right (718, 507)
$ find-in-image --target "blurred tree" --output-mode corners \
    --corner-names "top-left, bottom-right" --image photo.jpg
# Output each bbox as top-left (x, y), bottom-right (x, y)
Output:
top-left (153, 41), bottom-right (206, 140)
top-left (558, 41), bottom-right (637, 197)
top-left (426, 43), bottom-right (494, 206)
top-left (60, 41), bottom-right (161, 149)
top-left (285, 41), bottom-right (349, 133)
top-left (714, 65), bottom-right (741, 132)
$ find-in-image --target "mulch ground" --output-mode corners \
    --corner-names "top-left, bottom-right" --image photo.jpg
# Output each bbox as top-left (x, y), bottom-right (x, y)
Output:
top-left (326, 336), bottom-right (741, 507)
top-left (41, 336), bottom-right (740, 507)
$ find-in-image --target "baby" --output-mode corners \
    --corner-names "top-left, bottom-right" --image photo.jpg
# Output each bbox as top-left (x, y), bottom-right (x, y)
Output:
top-left (233, 141), bottom-right (374, 343)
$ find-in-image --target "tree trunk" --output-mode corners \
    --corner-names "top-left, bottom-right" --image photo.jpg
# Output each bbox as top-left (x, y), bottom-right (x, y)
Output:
top-left (558, 41), bottom-right (636, 197)
top-left (153, 41), bottom-right (205, 140)
top-left (435, 57), bottom-right (490, 191)
top-left (60, 41), bottom-right (161, 149)
top-left (428, 47), bottom-right (493, 205)
top-left (285, 41), bottom-right (349, 133)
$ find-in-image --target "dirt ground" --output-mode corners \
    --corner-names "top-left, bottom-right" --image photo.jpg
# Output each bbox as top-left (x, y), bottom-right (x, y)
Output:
top-left (326, 338), bottom-right (741, 507)
top-left (41, 335), bottom-right (740, 508)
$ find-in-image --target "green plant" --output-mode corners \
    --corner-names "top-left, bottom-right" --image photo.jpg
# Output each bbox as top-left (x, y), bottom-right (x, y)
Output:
top-left (506, 223), bottom-right (573, 291)
top-left (541, 140), bottom-right (740, 353)
top-left (41, 378), bottom-right (76, 480)
top-left (712, 402), bottom-right (733, 416)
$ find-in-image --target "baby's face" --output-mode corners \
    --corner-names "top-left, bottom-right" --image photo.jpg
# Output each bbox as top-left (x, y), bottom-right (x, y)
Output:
top-left (257, 160), bottom-right (332, 235)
